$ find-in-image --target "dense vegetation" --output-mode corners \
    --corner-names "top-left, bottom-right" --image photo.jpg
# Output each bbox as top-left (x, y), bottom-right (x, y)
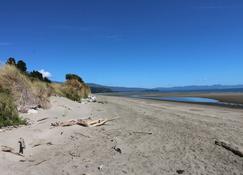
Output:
top-left (0, 88), bottom-right (26, 127)
top-left (5, 57), bottom-right (51, 83)
top-left (62, 74), bottom-right (90, 101)
top-left (65, 74), bottom-right (84, 83)
top-left (0, 57), bottom-right (90, 128)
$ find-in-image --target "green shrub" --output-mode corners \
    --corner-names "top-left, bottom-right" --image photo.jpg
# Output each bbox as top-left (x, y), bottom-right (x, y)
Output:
top-left (65, 74), bottom-right (84, 83)
top-left (16, 60), bottom-right (27, 72)
top-left (6, 57), bottom-right (16, 65)
top-left (0, 90), bottom-right (26, 128)
top-left (50, 83), bottom-right (65, 96)
top-left (62, 86), bottom-right (81, 102)
top-left (29, 70), bottom-right (51, 83)
top-left (62, 79), bottom-right (90, 102)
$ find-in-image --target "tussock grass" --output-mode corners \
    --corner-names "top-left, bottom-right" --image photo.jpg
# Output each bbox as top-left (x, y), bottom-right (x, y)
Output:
top-left (0, 89), bottom-right (26, 128)
top-left (50, 83), bottom-right (65, 97)
top-left (0, 64), bottom-right (91, 127)
top-left (62, 79), bottom-right (90, 102)
top-left (32, 81), bottom-right (52, 109)
top-left (0, 65), bottom-right (51, 111)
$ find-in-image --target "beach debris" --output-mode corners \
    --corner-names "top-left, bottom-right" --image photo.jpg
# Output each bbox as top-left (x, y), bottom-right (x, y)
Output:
top-left (20, 159), bottom-right (35, 163)
top-left (112, 146), bottom-right (122, 154)
top-left (81, 95), bottom-right (97, 103)
top-left (176, 170), bottom-right (185, 174)
top-left (51, 118), bottom-right (110, 127)
top-left (46, 142), bottom-right (53, 145)
top-left (32, 142), bottom-right (53, 148)
top-left (122, 170), bottom-right (128, 174)
top-left (98, 101), bottom-right (108, 104)
top-left (1, 145), bottom-right (14, 152)
top-left (18, 137), bottom-right (26, 154)
top-left (18, 105), bottom-right (39, 113)
top-left (98, 165), bottom-right (103, 170)
top-left (215, 140), bottom-right (243, 157)
top-left (132, 131), bottom-right (152, 135)
top-left (32, 143), bottom-right (41, 148)
top-left (88, 95), bottom-right (97, 102)
top-left (1, 145), bottom-right (24, 157)
top-left (27, 109), bottom-right (38, 114)
top-left (37, 117), bottom-right (48, 122)
top-left (34, 160), bottom-right (47, 166)
top-left (77, 118), bottom-right (108, 127)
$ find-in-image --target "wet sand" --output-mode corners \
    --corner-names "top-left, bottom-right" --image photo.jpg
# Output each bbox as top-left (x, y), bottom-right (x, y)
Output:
top-left (140, 92), bottom-right (243, 106)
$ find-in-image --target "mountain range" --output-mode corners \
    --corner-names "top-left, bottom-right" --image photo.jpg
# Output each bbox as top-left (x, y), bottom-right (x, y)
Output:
top-left (88, 83), bottom-right (243, 93)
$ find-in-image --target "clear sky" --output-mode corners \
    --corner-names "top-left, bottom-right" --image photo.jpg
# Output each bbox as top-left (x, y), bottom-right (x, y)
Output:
top-left (0, 0), bottom-right (242, 88)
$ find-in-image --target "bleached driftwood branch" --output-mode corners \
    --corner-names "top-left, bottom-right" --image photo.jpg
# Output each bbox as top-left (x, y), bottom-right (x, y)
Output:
top-left (51, 117), bottom-right (116, 127)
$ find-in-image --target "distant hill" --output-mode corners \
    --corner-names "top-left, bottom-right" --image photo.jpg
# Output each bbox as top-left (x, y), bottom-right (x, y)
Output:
top-left (87, 84), bottom-right (113, 93)
top-left (154, 85), bottom-right (243, 92)
top-left (88, 83), bottom-right (243, 93)
top-left (87, 83), bottom-right (152, 93)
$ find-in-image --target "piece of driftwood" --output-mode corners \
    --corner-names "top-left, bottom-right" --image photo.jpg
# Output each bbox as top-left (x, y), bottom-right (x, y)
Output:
top-left (112, 146), bottom-right (122, 154)
top-left (77, 118), bottom-right (108, 127)
top-left (74, 132), bottom-right (91, 138)
top-left (61, 120), bottom-right (77, 127)
top-left (215, 140), bottom-right (243, 157)
top-left (32, 142), bottom-right (53, 148)
top-left (32, 143), bottom-right (41, 148)
top-left (132, 131), bottom-right (152, 135)
top-left (1, 146), bottom-right (14, 152)
top-left (51, 120), bottom-right (77, 127)
top-left (37, 117), bottom-right (48, 122)
top-left (51, 118), bottom-right (111, 127)
top-left (34, 160), bottom-right (47, 166)
top-left (1, 145), bottom-right (24, 157)
top-left (46, 142), bottom-right (53, 145)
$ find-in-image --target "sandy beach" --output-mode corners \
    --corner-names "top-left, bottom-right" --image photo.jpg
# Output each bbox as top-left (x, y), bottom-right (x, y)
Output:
top-left (1, 95), bottom-right (243, 175)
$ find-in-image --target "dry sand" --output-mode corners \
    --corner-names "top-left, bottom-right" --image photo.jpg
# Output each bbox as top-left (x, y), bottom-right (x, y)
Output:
top-left (0, 95), bottom-right (243, 175)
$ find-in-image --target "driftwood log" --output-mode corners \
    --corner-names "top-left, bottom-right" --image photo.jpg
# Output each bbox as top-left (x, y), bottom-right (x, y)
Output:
top-left (1, 145), bottom-right (24, 157)
top-left (77, 118), bottom-right (108, 127)
top-left (215, 140), bottom-right (243, 157)
top-left (51, 118), bottom-right (110, 127)
top-left (37, 117), bottom-right (48, 122)
top-left (1, 146), bottom-right (14, 152)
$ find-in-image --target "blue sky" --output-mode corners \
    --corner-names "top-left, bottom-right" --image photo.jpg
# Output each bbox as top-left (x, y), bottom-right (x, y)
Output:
top-left (0, 0), bottom-right (243, 88)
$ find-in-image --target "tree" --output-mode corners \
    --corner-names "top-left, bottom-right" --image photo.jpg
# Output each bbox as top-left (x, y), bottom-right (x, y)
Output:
top-left (65, 74), bottom-right (84, 83)
top-left (29, 70), bottom-right (51, 83)
top-left (29, 71), bottom-right (44, 81)
top-left (6, 57), bottom-right (16, 65)
top-left (43, 77), bottom-right (51, 83)
top-left (16, 60), bottom-right (27, 72)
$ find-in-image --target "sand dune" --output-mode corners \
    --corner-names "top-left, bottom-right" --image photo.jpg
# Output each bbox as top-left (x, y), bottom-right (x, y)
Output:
top-left (0, 95), bottom-right (243, 175)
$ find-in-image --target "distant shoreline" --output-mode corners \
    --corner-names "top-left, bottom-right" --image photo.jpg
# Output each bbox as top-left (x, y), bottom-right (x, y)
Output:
top-left (101, 92), bottom-right (243, 109)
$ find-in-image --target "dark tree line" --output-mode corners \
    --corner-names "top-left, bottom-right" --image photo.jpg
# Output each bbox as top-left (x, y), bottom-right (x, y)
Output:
top-left (5, 57), bottom-right (51, 83)
top-left (29, 71), bottom-right (51, 83)
top-left (65, 74), bottom-right (84, 83)
top-left (5, 58), bottom-right (86, 85)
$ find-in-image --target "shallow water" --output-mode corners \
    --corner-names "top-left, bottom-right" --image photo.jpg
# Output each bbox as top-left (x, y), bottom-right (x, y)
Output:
top-left (103, 92), bottom-right (243, 108)
top-left (156, 97), bottom-right (220, 104)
